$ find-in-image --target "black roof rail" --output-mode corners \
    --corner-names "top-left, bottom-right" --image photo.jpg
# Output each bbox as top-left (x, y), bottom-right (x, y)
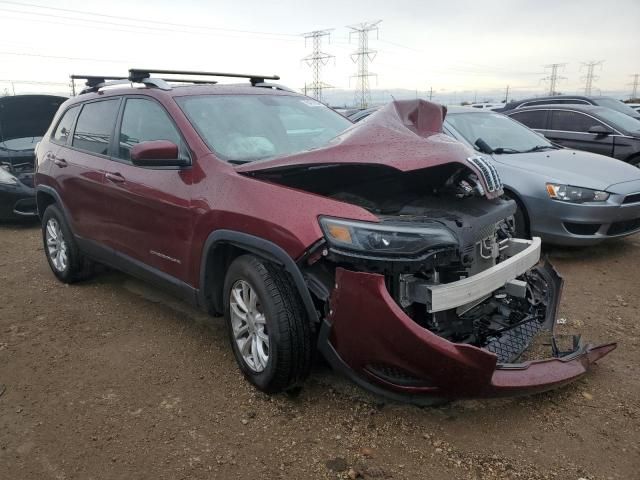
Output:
top-left (128, 68), bottom-right (280, 86)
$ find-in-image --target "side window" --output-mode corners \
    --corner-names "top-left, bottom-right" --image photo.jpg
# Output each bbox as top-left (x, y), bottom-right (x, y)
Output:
top-left (509, 110), bottom-right (548, 129)
top-left (549, 111), bottom-right (603, 132)
top-left (52, 106), bottom-right (80, 145)
top-left (72, 99), bottom-right (120, 155)
top-left (520, 100), bottom-right (549, 108)
top-left (117, 98), bottom-right (182, 161)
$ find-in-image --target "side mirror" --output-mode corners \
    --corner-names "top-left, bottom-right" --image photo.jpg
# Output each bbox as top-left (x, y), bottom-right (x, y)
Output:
top-left (588, 125), bottom-right (613, 136)
top-left (130, 140), bottom-right (188, 167)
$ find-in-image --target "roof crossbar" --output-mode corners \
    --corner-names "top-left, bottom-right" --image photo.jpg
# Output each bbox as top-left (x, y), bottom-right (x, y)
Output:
top-left (128, 68), bottom-right (280, 86)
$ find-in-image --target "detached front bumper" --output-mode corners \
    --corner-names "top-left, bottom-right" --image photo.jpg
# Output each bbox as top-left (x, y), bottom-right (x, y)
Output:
top-left (319, 263), bottom-right (616, 401)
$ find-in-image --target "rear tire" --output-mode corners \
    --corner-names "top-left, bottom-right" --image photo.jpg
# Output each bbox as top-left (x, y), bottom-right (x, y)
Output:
top-left (223, 254), bottom-right (312, 393)
top-left (41, 204), bottom-right (93, 283)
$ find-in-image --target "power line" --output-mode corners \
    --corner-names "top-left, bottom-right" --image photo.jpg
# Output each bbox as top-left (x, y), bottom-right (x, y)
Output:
top-left (542, 63), bottom-right (567, 96)
top-left (630, 73), bottom-right (640, 99)
top-left (302, 30), bottom-right (334, 103)
top-left (348, 20), bottom-right (381, 109)
top-left (581, 60), bottom-right (603, 95)
top-left (0, 0), bottom-right (299, 39)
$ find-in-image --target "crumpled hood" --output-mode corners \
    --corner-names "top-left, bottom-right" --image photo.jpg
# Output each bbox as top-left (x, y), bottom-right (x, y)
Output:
top-left (0, 94), bottom-right (66, 144)
top-left (237, 99), bottom-right (498, 196)
top-left (493, 148), bottom-right (640, 191)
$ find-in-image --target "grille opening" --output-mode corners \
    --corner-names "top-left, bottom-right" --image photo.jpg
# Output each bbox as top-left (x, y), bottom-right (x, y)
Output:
top-left (564, 222), bottom-right (601, 235)
top-left (622, 193), bottom-right (640, 205)
top-left (365, 363), bottom-right (435, 388)
top-left (607, 218), bottom-right (640, 236)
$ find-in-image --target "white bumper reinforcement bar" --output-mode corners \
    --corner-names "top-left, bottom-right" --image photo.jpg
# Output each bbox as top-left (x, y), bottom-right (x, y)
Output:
top-left (406, 237), bottom-right (542, 313)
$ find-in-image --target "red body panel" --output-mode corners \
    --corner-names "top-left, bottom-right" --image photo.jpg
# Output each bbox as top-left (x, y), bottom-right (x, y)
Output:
top-left (328, 268), bottom-right (615, 398)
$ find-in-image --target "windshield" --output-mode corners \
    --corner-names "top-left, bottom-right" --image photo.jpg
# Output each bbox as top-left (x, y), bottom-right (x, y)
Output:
top-left (595, 98), bottom-right (640, 118)
top-left (596, 107), bottom-right (640, 133)
top-left (0, 136), bottom-right (42, 151)
top-left (176, 94), bottom-right (352, 163)
top-left (446, 112), bottom-right (553, 153)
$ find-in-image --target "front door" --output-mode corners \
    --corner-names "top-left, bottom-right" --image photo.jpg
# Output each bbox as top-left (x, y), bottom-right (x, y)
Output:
top-left (546, 110), bottom-right (615, 157)
top-left (99, 96), bottom-right (193, 282)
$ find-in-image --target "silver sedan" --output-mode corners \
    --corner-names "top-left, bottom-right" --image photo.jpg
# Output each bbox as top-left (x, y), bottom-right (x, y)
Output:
top-left (443, 107), bottom-right (640, 246)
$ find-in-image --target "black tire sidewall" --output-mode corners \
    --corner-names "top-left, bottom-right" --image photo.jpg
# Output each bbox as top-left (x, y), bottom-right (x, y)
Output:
top-left (223, 256), bottom-right (282, 392)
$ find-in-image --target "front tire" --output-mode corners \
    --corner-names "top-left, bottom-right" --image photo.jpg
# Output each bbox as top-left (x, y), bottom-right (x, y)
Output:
top-left (223, 254), bottom-right (312, 393)
top-left (41, 204), bottom-right (93, 283)
top-left (505, 192), bottom-right (530, 239)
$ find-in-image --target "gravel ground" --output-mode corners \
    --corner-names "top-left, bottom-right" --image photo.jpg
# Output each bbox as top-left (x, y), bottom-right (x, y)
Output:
top-left (1, 222), bottom-right (639, 479)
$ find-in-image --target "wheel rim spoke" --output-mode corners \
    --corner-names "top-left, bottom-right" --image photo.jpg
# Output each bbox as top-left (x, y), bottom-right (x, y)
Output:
top-left (230, 279), bottom-right (270, 373)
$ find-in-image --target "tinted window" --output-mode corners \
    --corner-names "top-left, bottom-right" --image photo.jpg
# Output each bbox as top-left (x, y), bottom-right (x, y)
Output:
top-left (72, 99), bottom-right (120, 155)
top-left (596, 108), bottom-right (640, 133)
top-left (52, 106), bottom-right (80, 145)
top-left (549, 111), bottom-right (604, 132)
top-left (117, 98), bottom-right (182, 161)
top-left (509, 110), bottom-right (548, 129)
top-left (520, 100), bottom-right (551, 107)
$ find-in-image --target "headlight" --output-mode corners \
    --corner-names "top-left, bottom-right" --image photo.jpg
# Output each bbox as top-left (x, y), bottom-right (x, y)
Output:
top-left (545, 183), bottom-right (609, 203)
top-left (319, 217), bottom-right (458, 256)
top-left (0, 166), bottom-right (18, 185)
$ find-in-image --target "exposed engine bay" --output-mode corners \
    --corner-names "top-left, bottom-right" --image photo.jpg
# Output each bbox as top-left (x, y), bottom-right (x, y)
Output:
top-left (257, 160), bottom-right (559, 364)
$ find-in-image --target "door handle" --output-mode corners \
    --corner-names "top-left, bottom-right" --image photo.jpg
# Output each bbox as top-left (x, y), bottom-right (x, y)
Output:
top-left (53, 156), bottom-right (68, 168)
top-left (105, 172), bottom-right (125, 183)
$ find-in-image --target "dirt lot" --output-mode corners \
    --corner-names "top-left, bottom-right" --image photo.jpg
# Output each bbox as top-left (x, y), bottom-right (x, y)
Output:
top-left (1, 222), bottom-right (638, 480)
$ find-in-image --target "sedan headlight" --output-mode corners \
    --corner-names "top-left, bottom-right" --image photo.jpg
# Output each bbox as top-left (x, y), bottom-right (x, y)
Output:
top-left (545, 183), bottom-right (609, 203)
top-left (319, 217), bottom-right (458, 256)
top-left (0, 166), bottom-right (18, 185)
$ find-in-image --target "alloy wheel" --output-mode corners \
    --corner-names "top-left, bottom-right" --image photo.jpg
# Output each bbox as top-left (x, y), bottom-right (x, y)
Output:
top-left (230, 279), bottom-right (270, 372)
top-left (45, 218), bottom-right (68, 272)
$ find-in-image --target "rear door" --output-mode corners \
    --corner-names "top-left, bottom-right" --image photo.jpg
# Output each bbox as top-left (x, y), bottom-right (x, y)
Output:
top-left (98, 96), bottom-right (193, 281)
top-left (547, 109), bottom-right (615, 156)
top-left (54, 98), bottom-right (121, 240)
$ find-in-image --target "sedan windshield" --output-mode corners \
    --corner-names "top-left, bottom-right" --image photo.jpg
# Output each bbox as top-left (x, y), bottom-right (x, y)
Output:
top-left (176, 94), bottom-right (352, 163)
top-left (446, 112), bottom-right (553, 154)
top-left (595, 98), bottom-right (640, 119)
top-left (596, 108), bottom-right (640, 133)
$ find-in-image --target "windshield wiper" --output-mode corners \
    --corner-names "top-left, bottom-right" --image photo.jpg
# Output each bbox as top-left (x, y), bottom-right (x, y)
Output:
top-left (492, 147), bottom-right (523, 154)
top-left (524, 145), bottom-right (555, 153)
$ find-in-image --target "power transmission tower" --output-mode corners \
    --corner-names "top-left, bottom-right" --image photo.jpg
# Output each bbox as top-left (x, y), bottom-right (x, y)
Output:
top-left (504, 85), bottom-right (510, 103)
top-left (542, 63), bottom-right (567, 96)
top-left (581, 60), bottom-right (603, 95)
top-left (301, 29), bottom-right (334, 102)
top-left (428, 86), bottom-right (433, 101)
top-left (348, 20), bottom-right (381, 109)
top-left (630, 74), bottom-right (640, 100)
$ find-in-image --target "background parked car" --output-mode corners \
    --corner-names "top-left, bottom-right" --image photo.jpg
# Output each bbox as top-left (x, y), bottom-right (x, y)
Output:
top-left (0, 94), bottom-right (67, 220)
top-left (497, 94), bottom-right (640, 120)
top-left (504, 105), bottom-right (640, 166)
top-left (350, 105), bottom-right (640, 245)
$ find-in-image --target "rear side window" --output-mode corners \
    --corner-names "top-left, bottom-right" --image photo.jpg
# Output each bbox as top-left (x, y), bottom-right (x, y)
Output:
top-left (549, 111), bottom-right (604, 132)
top-left (509, 110), bottom-right (548, 129)
top-left (72, 99), bottom-right (120, 155)
top-left (52, 106), bottom-right (80, 145)
top-left (117, 98), bottom-right (182, 161)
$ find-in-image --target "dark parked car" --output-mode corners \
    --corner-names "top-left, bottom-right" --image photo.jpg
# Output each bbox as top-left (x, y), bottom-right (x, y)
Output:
top-left (498, 94), bottom-right (640, 120)
top-left (505, 105), bottom-right (640, 166)
top-left (35, 69), bottom-right (614, 403)
top-left (0, 94), bottom-right (66, 220)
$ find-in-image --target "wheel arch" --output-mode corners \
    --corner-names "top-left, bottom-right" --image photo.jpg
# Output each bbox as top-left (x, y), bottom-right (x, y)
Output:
top-left (502, 186), bottom-right (531, 237)
top-left (198, 230), bottom-right (319, 324)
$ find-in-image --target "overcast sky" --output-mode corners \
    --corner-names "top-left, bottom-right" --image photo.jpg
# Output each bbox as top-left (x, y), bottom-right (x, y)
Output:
top-left (1, 0), bottom-right (638, 102)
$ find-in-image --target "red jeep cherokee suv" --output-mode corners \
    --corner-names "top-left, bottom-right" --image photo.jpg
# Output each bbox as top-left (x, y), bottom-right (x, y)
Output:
top-left (35, 69), bottom-right (614, 403)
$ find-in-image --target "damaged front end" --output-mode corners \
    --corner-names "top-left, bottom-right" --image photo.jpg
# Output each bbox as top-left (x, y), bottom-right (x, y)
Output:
top-left (242, 99), bottom-right (616, 401)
